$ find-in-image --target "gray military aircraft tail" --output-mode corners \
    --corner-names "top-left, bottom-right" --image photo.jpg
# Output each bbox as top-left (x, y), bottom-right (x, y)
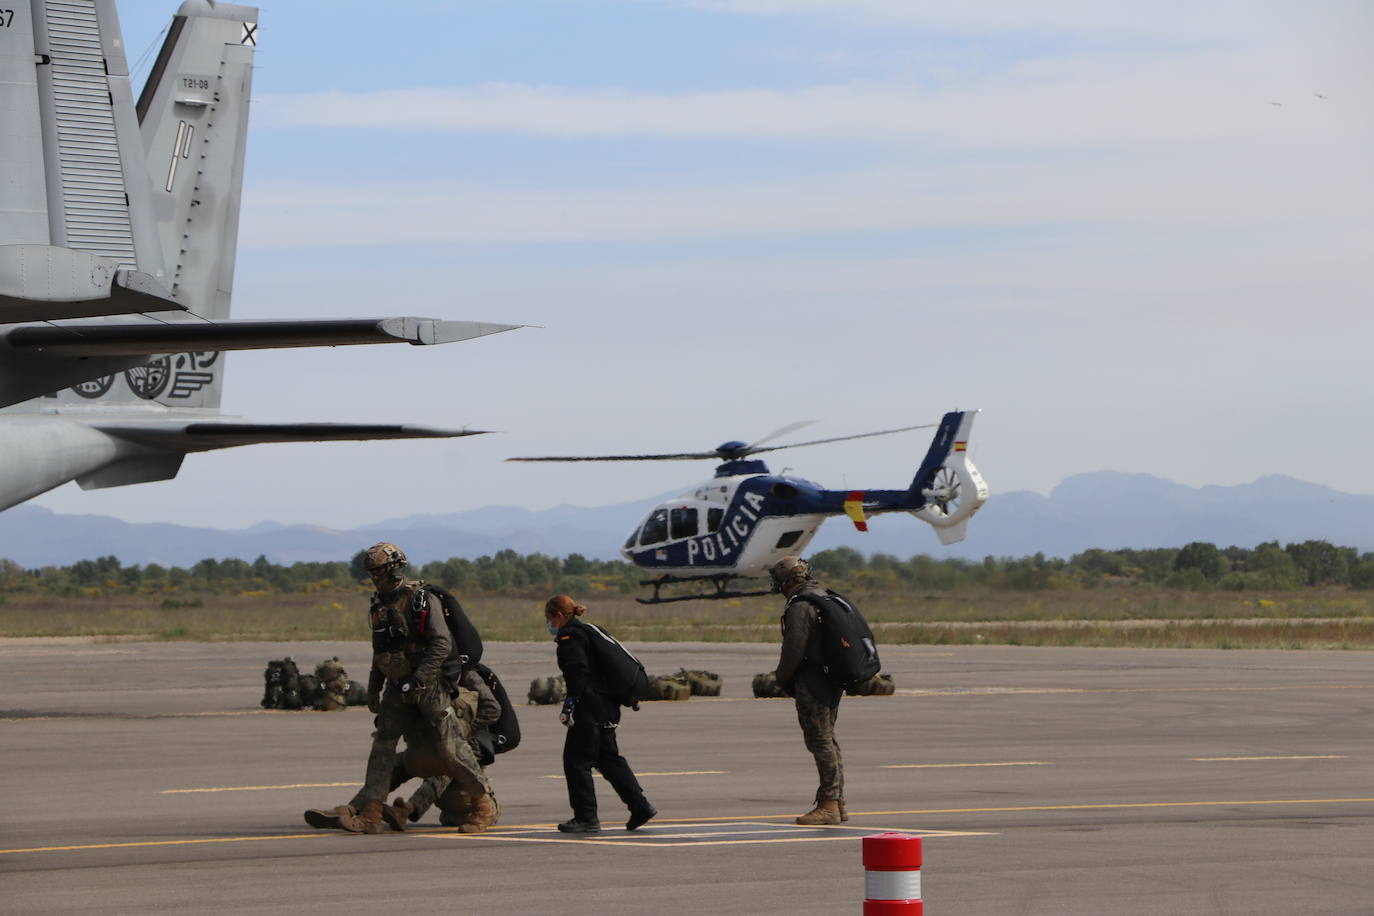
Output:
top-left (0, 1), bottom-right (518, 512)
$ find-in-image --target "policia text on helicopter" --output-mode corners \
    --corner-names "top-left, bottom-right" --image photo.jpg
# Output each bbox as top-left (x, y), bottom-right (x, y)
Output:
top-left (303, 544), bottom-right (878, 831)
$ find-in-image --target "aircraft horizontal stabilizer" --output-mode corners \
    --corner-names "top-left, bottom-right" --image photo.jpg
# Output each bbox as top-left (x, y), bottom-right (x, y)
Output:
top-left (94, 421), bottom-right (490, 453)
top-left (0, 246), bottom-right (186, 323)
top-left (1, 318), bottom-right (521, 356)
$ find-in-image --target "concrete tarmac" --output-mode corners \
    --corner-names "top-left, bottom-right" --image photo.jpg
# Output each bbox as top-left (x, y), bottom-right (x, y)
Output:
top-left (2, 637), bottom-right (1372, 914)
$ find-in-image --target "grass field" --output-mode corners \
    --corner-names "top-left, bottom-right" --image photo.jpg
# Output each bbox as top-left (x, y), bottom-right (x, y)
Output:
top-left (2, 587), bottom-right (1372, 649)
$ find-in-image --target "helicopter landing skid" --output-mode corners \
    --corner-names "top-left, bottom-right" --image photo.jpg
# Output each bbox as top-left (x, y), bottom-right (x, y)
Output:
top-left (636, 574), bottom-right (776, 605)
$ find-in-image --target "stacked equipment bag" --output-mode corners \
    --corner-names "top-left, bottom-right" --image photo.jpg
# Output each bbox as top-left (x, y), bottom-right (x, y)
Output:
top-left (312, 657), bottom-right (350, 711)
top-left (846, 673), bottom-right (896, 696)
top-left (261, 658), bottom-right (303, 709)
top-left (751, 672), bottom-right (790, 698)
top-left (674, 669), bottom-right (723, 696)
top-left (527, 676), bottom-right (567, 705)
top-left (641, 674), bottom-right (691, 702)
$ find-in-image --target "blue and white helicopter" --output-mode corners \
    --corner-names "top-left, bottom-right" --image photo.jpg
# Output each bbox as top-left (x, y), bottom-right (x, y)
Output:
top-left (510, 410), bottom-right (988, 603)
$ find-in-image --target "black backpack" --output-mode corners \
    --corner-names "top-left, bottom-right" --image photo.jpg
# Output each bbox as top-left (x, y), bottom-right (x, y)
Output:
top-left (793, 590), bottom-right (880, 688)
top-left (261, 657), bottom-right (302, 710)
top-left (470, 662), bottom-right (521, 764)
top-left (583, 622), bottom-right (648, 708)
top-left (415, 585), bottom-right (483, 680)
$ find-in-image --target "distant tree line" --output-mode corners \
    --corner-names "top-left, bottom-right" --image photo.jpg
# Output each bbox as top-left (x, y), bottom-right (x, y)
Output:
top-left (0, 549), bottom-right (641, 597)
top-left (808, 540), bottom-right (1374, 592)
top-left (2, 539), bottom-right (1373, 597)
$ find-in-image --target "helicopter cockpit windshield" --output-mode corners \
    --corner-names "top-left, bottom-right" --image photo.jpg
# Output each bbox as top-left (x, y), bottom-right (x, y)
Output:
top-left (628, 491), bottom-right (729, 551)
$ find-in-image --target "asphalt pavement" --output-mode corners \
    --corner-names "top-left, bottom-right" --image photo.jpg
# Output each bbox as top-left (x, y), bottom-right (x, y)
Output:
top-left (2, 637), bottom-right (1372, 914)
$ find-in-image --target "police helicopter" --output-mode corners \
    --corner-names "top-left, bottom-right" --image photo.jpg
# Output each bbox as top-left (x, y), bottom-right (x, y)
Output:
top-left (509, 410), bottom-right (987, 604)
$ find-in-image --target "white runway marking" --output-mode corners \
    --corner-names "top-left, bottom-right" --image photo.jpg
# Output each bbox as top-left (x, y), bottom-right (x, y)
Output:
top-left (1190, 755), bottom-right (1347, 762)
top-left (422, 820), bottom-right (994, 848)
top-left (882, 761), bottom-right (1052, 769)
top-left (541, 770), bottom-right (727, 779)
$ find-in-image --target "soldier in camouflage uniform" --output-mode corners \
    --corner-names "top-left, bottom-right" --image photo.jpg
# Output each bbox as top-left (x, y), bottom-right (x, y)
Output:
top-left (385, 666), bottom-right (502, 833)
top-left (771, 555), bottom-right (847, 826)
top-left (303, 543), bottom-right (491, 834)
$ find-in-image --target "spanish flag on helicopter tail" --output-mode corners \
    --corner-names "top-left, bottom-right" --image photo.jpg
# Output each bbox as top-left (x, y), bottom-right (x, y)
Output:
top-left (843, 491), bottom-right (868, 531)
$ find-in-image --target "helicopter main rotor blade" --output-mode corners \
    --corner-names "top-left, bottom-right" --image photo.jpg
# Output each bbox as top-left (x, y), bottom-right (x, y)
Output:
top-left (507, 421), bottom-right (941, 463)
top-left (507, 452), bottom-right (719, 462)
top-left (743, 420), bottom-right (818, 452)
top-left (746, 422), bottom-right (939, 455)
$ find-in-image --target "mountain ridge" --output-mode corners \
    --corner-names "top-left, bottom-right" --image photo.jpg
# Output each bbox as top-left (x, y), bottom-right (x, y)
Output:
top-left (3, 472), bottom-right (1371, 568)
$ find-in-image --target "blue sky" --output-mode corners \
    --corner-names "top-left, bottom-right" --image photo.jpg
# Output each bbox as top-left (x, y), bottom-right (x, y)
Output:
top-left (34, 0), bottom-right (1374, 536)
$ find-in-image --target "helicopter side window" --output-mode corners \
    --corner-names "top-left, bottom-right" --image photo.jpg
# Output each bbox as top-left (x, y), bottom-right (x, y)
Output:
top-left (670, 507), bottom-right (698, 539)
top-left (775, 530), bottom-right (804, 549)
top-left (706, 508), bottom-right (723, 533)
top-left (639, 509), bottom-right (669, 545)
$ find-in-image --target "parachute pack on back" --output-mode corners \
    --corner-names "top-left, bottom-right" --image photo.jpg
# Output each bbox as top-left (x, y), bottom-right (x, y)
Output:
top-left (583, 622), bottom-right (648, 707)
top-left (792, 590), bottom-right (881, 688)
top-left (470, 662), bottom-right (521, 764)
top-left (416, 585), bottom-right (483, 680)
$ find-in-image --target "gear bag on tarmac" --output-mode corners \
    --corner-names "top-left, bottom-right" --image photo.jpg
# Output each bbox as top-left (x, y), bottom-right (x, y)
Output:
top-left (527, 676), bottom-right (567, 705)
top-left (792, 590), bottom-right (881, 689)
top-left (584, 622), bottom-right (648, 708)
top-left (415, 585), bottom-right (483, 681)
top-left (261, 658), bottom-right (303, 709)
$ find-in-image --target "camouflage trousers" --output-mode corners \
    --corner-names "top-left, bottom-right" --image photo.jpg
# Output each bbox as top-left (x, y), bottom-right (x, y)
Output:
top-left (349, 683), bottom-right (489, 808)
top-left (794, 680), bottom-right (843, 801)
top-left (402, 773), bottom-right (495, 827)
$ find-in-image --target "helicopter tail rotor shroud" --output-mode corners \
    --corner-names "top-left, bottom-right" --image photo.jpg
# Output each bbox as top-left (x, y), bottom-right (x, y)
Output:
top-left (909, 410), bottom-right (988, 544)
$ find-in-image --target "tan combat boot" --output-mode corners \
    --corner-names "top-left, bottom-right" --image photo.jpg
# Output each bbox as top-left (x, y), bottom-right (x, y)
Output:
top-left (354, 798), bottom-right (386, 834)
top-left (460, 793), bottom-right (499, 834)
top-left (795, 799), bottom-right (842, 826)
top-left (839, 799), bottom-right (849, 822)
top-left (303, 805), bottom-right (356, 830)
top-left (381, 797), bottom-right (415, 832)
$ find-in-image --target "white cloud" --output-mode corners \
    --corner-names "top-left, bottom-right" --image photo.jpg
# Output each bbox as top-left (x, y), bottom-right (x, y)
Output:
top-left (256, 59), bottom-right (1368, 149)
top-left (241, 137), bottom-right (1371, 250)
top-left (658, 0), bottom-right (1369, 43)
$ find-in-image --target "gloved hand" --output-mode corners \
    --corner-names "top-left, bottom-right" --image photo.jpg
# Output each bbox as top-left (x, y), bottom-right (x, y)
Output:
top-left (366, 689), bottom-right (380, 714)
top-left (398, 676), bottom-right (423, 704)
top-left (559, 696), bottom-right (577, 727)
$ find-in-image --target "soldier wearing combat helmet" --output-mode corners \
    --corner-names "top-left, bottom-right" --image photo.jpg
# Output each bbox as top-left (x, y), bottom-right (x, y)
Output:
top-left (303, 543), bottom-right (493, 833)
top-left (771, 555), bottom-right (848, 826)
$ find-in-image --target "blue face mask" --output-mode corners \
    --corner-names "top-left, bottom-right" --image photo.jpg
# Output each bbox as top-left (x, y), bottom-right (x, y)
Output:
top-left (547, 620), bottom-right (560, 636)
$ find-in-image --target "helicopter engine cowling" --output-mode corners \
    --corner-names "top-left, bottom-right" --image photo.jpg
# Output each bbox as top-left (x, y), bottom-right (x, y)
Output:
top-left (910, 448), bottom-right (988, 545)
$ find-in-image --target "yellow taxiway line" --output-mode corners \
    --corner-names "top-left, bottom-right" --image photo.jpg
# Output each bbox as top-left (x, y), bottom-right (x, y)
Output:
top-left (162, 782), bottom-right (358, 794)
top-left (5, 798), bottom-right (1373, 857)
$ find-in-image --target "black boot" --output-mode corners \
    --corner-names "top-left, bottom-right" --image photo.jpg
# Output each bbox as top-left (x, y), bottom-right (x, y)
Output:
top-left (626, 803), bottom-right (657, 831)
top-left (557, 817), bottom-right (601, 834)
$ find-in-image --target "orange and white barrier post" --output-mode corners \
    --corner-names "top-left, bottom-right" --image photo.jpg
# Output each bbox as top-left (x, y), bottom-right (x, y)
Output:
top-left (862, 832), bottom-right (922, 914)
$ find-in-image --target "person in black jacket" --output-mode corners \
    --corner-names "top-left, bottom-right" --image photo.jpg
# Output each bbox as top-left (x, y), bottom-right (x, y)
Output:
top-left (545, 594), bottom-right (657, 834)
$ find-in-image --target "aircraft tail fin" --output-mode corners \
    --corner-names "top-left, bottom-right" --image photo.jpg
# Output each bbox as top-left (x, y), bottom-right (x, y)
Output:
top-left (908, 410), bottom-right (988, 543)
top-left (0, 0), bottom-right (182, 321)
top-left (135, 1), bottom-right (258, 320)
